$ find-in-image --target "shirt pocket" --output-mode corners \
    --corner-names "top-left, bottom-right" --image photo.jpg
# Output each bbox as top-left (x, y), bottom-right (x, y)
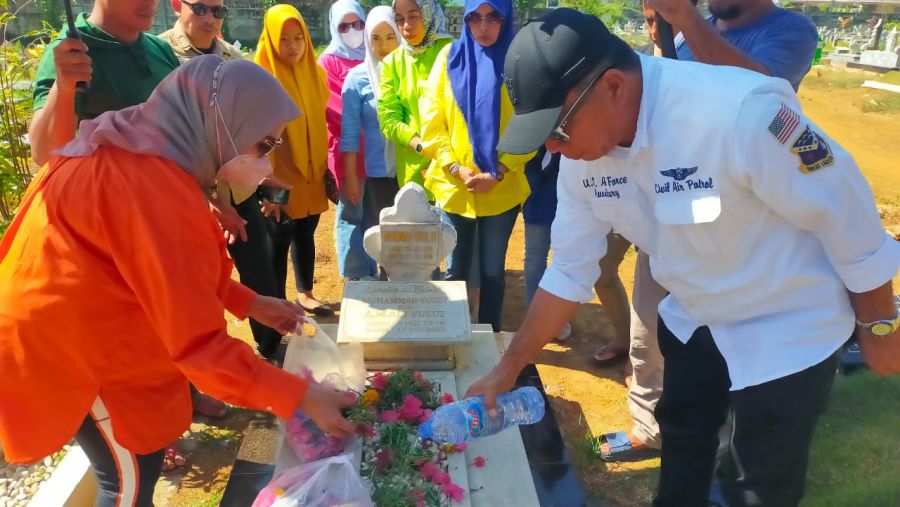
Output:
top-left (655, 193), bottom-right (722, 256)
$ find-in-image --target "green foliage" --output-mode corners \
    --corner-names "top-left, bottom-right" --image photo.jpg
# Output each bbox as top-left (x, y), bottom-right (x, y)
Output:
top-left (0, 14), bottom-right (54, 237)
top-left (35, 0), bottom-right (63, 26)
top-left (562, 0), bottom-right (639, 26)
top-left (378, 369), bottom-right (440, 410)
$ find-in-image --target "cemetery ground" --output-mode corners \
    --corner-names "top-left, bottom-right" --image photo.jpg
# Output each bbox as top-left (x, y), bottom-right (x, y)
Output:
top-left (2, 69), bottom-right (890, 506)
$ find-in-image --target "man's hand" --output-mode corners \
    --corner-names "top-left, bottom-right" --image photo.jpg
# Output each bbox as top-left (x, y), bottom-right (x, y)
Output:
top-left (209, 200), bottom-right (247, 245)
top-left (297, 383), bottom-right (358, 438)
top-left (644, 0), bottom-right (699, 28)
top-left (464, 362), bottom-right (520, 416)
top-left (344, 173), bottom-right (362, 205)
top-left (53, 38), bottom-right (93, 94)
top-left (247, 295), bottom-right (305, 335)
top-left (466, 173), bottom-right (498, 194)
top-left (858, 329), bottom-right (900, 376)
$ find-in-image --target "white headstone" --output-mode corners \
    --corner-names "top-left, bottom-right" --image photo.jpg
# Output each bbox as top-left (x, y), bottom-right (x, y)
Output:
top-left (336, 281), bottom-right (471, 344)
top-left (860, 50), bottom-right (900, 69)
top-left (363, 182), bottom-right (457, 282)
top-left (886, 28), bottom-right (898, 54)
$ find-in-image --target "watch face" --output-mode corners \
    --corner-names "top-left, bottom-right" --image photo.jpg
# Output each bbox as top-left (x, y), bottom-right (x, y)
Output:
top-left (870, 322), bottom-right (892, 336)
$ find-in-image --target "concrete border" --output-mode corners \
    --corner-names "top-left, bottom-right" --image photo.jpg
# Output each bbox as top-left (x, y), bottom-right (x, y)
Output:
top-left (29, 446), bottom-right (96, 507)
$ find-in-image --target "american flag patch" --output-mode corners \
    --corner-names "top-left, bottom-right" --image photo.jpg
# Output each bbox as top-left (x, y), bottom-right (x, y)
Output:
top-left (767, 103), bottom-right (800, 144)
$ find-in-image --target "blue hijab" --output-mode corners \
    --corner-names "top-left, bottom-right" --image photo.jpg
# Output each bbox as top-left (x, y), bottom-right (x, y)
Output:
top-left (446, 0), bottom-right (514, 178)
top-left (322, 0), bottom-right (367, 60)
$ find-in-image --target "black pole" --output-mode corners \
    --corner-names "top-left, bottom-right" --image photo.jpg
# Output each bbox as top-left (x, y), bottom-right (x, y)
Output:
top-left (655, 13), bottom-right (678, 59)
top-left (62, 0), bottom-right (88, 92)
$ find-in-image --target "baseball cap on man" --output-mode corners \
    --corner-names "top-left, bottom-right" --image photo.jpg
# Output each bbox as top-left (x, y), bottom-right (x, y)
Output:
top-left (498, 9), bottom-right (628, 154)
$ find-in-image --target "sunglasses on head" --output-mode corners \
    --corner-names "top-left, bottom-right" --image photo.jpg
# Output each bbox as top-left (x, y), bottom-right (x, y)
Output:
top-left (338, 20), bottom-right (365, 33)
top-left (464, 11), bottom-right (504, 26)
top-left (180, 0), bottom-right (227, 19)
top-left (258, 136), bottom-right (283, 157)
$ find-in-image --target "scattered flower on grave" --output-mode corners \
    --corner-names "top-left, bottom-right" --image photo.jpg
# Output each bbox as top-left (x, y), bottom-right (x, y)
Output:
top-left (399, 394), bottom-right (425, 423)
top-left (421, 408), bottom-right (433, 424)
top-left (374, 449), bottom-right (393, 471)
top-left (431, 471), bottom-right (451, 486)
top-left (472, 456), bottom-right (487, 468)
top-left (442, 482), bottom-right (466, 503)
top-left (357, 423), bottom-right (376, 438)
top-left (453, 443), bottom-right (468, 453)
top-left (371, 372), bottom-right (389, 390)
top-left (362, 388), bottom-right (380, 405)
top-left (440, 392), bottom-right (455, 405)
top-left (379, 409), bottom-right (399, 424)
top-left (419, 461), bottom-right (440, 480)
top-left (440, 443), bottom-right (455, 454)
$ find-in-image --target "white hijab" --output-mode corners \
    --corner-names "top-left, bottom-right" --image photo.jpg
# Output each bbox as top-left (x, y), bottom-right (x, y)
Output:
top-left (364, 6), bottom-right (400, 100)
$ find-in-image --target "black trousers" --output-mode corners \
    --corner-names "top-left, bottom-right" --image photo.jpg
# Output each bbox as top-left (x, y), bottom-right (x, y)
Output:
top-left (268, 213), bottom-right (320, 296)
top-left (653, 319), bottom-right (838, 507)
top-left (362, 176), bottom-right (399, 233)
top-left (227, 197), bottom-right (282, 358)
top-left (75, 407), bottom-right (164, 507)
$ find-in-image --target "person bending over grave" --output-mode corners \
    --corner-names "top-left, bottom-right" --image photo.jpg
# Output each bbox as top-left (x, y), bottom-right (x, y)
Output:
top-left (419, 0), bottom-right (532, 332)
top-left (0, 57), bottom-right (357, 507)
top-left (159, 0), bottom-right (242, 63)
top-left (466, 10), bottom-right (900, 507)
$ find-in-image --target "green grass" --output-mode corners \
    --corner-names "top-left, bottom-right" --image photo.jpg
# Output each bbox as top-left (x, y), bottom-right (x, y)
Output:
top-left (856, 92), bottom-right (900, 114)
top-left (195, 492), bottom-right (224, 507)
top-left (802, 372), bottom-right (900, 507)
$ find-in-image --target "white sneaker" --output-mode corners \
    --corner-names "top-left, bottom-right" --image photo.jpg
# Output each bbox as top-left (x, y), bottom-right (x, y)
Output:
top-left (555, 322), bottom-right (573, 341)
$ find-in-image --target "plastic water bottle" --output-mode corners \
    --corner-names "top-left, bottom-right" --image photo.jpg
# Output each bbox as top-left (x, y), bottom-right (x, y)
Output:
top-left (812, 35), bottom-right (824, 65)
top-left (418, 386), bottom-right (545, 444)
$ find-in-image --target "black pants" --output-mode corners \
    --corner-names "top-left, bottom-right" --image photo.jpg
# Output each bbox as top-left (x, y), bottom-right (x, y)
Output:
top-left (75, 406), bottom-right (164, 507)
top-left (653, 319), bottom-right (838, 507)
top-left (362, 176), bottom-right (400, 233)
top-left (227, 197), bottom-right (282, 358)
top-left (268, 213), bottom-right (320, 296)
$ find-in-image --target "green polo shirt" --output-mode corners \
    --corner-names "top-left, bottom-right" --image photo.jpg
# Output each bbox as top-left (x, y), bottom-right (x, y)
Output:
top-left (33, 13), bottom-right (180, 120)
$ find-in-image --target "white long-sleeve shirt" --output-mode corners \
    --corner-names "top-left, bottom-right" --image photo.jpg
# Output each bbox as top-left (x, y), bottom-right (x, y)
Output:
top-left (540, 54), bottom-right (900, 390)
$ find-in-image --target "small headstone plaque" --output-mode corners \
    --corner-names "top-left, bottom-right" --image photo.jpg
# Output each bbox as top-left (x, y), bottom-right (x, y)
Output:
top-left (859, 50), bottom-right (900, 69)
top-left (337, 281), bottom-right (471, 345)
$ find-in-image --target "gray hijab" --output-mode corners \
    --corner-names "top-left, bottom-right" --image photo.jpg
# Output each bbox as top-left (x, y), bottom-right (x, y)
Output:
top-left (57, 55), bottom-right (300, 191)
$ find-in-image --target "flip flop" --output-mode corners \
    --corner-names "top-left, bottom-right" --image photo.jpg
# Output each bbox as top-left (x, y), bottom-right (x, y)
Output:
top-left (591, 343), bottom-right (628, 366)
top-left (299, 302), bottom-right (335, 318)
top-left (161, 447), bottom-right (187, 474)
top-left (595, 431), bottom-right (660, 462)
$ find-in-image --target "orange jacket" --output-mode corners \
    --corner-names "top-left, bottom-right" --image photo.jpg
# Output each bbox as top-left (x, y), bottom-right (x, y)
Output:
top-left (0, 146), bottom-right (308, 463)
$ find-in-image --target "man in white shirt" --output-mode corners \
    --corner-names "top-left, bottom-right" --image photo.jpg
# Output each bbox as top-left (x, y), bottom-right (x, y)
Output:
top-left (467, 9), bottom-right (900, 506)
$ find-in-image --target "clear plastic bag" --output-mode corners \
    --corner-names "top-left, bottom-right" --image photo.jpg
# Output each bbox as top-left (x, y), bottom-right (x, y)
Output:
top-left (252, 453), bottom-right (373, 507)
top-left (283, 318), bottom-right (366, 464)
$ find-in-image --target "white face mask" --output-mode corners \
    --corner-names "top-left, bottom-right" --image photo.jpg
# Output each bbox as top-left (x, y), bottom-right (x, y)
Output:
top-left (341, 28), bottom-right (365, 49)
top-left (214, 101), bottom-right (273, 197)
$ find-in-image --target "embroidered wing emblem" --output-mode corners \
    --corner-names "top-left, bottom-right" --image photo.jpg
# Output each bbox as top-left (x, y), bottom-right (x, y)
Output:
top-left (660, 166), bottom-right (698, 181)
top-left (791, 126), bottom-right (834, 174)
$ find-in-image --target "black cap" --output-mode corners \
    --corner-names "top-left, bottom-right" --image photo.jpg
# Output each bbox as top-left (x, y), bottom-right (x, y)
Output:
top-left (499, 9), bottom-right (619, 154)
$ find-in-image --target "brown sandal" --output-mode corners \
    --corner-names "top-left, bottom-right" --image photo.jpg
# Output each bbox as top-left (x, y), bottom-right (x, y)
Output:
top-left (591, 343), bottom-right (628, 366)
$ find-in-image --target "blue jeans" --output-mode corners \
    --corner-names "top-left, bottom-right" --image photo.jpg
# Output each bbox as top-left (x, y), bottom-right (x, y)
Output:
top-left (444, 206), bottom-right (520, 331)
top-left (523, 222), bottom-right (551, 306)
top-left (335, 188), bottom-right (376, 279)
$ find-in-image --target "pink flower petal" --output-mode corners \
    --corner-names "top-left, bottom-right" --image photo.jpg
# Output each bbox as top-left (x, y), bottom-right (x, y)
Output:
top-left (375, 449), bottom-right (393, 471)
top-left (399, 394), bottom-right (424, 423)
top-left (472, 456), bottom-right (487, 468)
top-left (419, 462), bottom-right (440, 480)
top-left (357, 424), bottom-right (376, 438)
top-left (371, 372), bottom-right (388, 390)
top-left (379, 409), bottom-right (399, 424)
top-left (443, 482), bottom-right (466, 503)
top-left (413, 371), bottom-right (426, 382)
top-left (431, 471), bottom-right (451, 485)
top-left (440, 392), bottom-right (455, 405)
top-left (420, 409), bottom-right (434, 423)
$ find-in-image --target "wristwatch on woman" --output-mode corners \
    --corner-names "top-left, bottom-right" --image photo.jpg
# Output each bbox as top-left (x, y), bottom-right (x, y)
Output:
top-left (449, 163), bottom-right (461, 177)
top-left (856, 310), bottom-right (900, 337)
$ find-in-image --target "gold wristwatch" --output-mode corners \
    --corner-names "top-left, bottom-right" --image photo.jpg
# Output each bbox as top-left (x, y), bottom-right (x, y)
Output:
top-left (856, 310), bottom-right (900, 337)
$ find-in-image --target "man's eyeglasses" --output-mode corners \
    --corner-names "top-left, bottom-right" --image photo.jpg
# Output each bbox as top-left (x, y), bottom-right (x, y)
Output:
top-left (550, 64), bottom-right (612, 142)
top-left (338, 20), bottom-right (365, 33)
top-left (258, 136), bottom-right (283, 157)
top-left (464, 11), bottom-right (505, 26)
top-left (180, 0), bottom-right (228, 19)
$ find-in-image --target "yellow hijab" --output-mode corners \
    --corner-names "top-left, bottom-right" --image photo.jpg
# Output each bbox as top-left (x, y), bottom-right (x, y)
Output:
top-left (254, 5), bottom-right (328, 181)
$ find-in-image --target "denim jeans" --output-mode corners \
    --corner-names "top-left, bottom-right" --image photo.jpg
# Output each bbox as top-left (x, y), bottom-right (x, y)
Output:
top-left (335, 187), bottom-right (376, 279)
top-left (444, 205), bottom-right (520, 331)
top-left (523, 222), bottom-right (552, 306)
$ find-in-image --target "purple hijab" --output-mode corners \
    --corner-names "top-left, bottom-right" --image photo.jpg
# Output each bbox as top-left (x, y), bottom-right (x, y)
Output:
top-left (446, 0), bottom-right (514, 178)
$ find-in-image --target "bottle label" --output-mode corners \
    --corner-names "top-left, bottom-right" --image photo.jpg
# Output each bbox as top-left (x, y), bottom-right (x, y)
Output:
top-left (465, 403), bottom-right (485, 437)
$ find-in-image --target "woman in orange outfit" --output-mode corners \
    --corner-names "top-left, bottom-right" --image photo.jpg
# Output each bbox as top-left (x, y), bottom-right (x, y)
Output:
top-left (0, 56), bottom-right (356, 507)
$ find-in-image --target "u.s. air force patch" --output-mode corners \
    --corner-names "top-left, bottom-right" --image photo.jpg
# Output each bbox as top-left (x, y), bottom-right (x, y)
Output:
top-left (790, 125), bottom-right (834, 174)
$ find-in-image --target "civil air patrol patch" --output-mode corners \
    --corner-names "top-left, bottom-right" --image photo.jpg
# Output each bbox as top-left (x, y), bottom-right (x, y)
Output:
top-left (791, 125), bottom-right (834, 174)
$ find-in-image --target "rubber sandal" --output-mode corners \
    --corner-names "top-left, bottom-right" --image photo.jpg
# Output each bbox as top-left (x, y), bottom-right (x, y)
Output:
top-left (595, 431), bottom-right (660, 462)
top-left (299, 302), bottom-right (335, 318)
top-left (162, 447), bottom-right (187, 474)
top-left (591, 343), bottom-right (628, 366)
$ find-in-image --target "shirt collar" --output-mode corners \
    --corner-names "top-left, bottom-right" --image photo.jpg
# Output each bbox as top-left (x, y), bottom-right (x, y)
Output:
top-left (605, 52), bottom-right (653, 159)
